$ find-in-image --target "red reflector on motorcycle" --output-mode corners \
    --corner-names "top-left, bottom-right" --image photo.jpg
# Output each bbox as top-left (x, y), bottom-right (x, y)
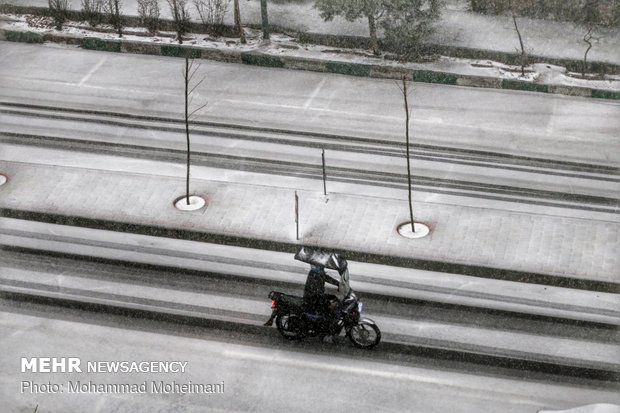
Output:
top-left (271, 299), bottom-right (276, 308)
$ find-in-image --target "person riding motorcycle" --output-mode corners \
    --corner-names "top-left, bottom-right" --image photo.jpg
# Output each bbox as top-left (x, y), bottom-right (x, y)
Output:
top-left (303, 264), bottom-right (339, 314)
top-left (263, 263), bottom-right (339, 327)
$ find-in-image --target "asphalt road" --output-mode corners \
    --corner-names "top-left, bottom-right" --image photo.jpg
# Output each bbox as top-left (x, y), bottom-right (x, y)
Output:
top-left (2, 300), bottom-right (619, 413)
top-left (0, 42), bottom-right (618, 166)
top-left (2, 103), bottom-right (617, 213)
top-left (1, 242), bottom-right (618, 374)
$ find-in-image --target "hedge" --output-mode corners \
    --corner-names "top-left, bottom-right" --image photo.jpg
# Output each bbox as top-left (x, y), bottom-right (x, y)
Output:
top-left (160, 45), bottom-right (202, 58)
top-left (240, 53), bottom-right (285, 68)
top-left (413, 70), bottom-right (458, 85)
top-left (4, 30), bottom-right (43, 43)
top-left (82, 37), bottom-right (121, 52)
top-left (591, 89), bottom-right (620, 100)
top-left (325, 62), bottom-right (371, 77)
top-left (501, 79), bottom-right (549, 93)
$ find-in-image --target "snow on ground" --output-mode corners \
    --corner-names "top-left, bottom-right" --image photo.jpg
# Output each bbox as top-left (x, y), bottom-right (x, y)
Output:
top-left (3, 0), bottom-right (620, 65)
top-left (2, 12), bottom-right (619, 91)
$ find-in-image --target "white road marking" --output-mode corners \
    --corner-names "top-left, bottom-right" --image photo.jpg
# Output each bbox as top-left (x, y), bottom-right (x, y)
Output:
top-left (224, 98), bottom-right (401, 121)
top-left (303, 78), bottom-right (326, 109)
top-left (79, 56), bottom-right (108, 86)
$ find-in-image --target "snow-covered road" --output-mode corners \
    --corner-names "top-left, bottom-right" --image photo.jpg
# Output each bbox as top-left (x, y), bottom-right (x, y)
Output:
top-left (2, 301), bottom-right (619, 413)
top-left (1, 42), bottom-right (618, 165)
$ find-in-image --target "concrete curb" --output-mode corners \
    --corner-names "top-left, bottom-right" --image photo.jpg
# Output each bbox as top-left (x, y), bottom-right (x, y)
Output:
top-left (2, 289), bottom-right (617, 381)
top-left (2, 208), bottom-right (618, 293)
top-left (1, 27), bottom-right (619, 101)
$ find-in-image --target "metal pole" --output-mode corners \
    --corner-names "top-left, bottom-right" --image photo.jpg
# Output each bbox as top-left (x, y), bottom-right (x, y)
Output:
top-left (185, 57), bottom-right (190, 205)
top-left (322, 149), bottom-right (327, 196)
top-left (403, 75), bottom-right (415, 233)
top-left (295, 191), bottom-right (299, 241)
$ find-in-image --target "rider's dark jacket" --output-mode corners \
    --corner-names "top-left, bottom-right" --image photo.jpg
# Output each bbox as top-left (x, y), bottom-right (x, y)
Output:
top-left (303, 267), bottom-right (339, 301)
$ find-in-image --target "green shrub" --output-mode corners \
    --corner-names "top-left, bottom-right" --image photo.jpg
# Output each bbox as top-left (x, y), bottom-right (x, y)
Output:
top-left (241, 53), bottom-right (285, 68)
top-left (5, 31), bottom-right (43, 43)
top-left (82, 37), bottom-right (120, 52)
top-left (591, 89), bottom-right (620, 100)
top-left (501, 79), bottom-right (548, 93)
top-left (82, 37), bottom-right (107, 50)
top-left (413, 70), bottom-right (457, 84)
top-left (325, 61), bottom-right (370, 77)
top-left (161, 45), bottom-right (201, 58)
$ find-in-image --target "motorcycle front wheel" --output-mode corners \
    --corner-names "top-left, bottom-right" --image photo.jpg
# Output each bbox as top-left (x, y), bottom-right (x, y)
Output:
top-left (275, 313), bottom-right (305, 340)
top-left (348, 321), bottom-right (381, 349)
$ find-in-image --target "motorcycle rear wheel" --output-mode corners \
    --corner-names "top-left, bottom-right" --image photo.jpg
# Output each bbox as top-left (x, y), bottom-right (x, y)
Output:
top-left (276, 313), bottom-right (305, 340)
top-left (348, 321), bottom-right (381, 349)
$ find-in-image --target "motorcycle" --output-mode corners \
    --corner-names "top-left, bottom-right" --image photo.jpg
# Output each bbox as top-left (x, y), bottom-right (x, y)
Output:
top-left (266, 247), bottom-right (381, 349)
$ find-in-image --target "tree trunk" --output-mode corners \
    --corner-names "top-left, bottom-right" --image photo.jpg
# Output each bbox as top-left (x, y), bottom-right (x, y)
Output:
top-left (115, 0), bottom-right (122, 38)
top-left (233, 0), bottom-right (246, 44)
top-left (260, 0), bottom-right (270, 41)
top-left (583, 27), bottom-right (593, 78)
top-left (509, 0), bottom-right (526, 76)
top-left (402, 75), bottom-right (414, 232)
top-left (184, 57), bottom-right (191, 205)
top-left (367, 13), bottom-right (379, 55)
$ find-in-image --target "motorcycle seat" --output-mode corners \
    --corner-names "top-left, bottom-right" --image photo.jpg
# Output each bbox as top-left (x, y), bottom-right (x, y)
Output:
top-left (279, 294), bottom-right (304, 310)
top-left (270, 291), bottom-right (304, 311)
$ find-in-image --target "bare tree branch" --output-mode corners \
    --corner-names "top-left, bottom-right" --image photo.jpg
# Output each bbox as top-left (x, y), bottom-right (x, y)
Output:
top-left (508, 0), bottom-right (527, 76)
top-left (182, 57), bottom-right (208, 204)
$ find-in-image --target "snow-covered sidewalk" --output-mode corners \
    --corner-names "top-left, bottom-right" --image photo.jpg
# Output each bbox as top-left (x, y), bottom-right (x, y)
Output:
top-left (4, 0), bottom-right (620, 66)
top-left (0, 160), bottom-right (617, 285)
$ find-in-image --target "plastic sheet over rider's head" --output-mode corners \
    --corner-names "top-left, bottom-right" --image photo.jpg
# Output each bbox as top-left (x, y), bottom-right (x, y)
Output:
top-left (294, 246), bottom-right (348, 275)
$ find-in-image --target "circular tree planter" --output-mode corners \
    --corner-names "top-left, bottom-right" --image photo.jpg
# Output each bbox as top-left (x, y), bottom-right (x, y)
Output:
top-left (174, 195), bottom-right (206, 211)
top-left (397, 222), bottom-right (430, 239)
top-left (0, 174), bottom-right (6, 186)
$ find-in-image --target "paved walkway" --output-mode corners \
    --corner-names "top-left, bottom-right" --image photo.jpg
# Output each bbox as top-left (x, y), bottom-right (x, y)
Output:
top-left (0, 161), bottom-right (617, 284)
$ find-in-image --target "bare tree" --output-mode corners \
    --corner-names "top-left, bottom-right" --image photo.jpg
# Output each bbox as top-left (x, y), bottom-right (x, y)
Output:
top-left (508, 0), bottom-right (526, 76)
top-left (397, 74), bottom-right (415, 233)
top-left (582, 27), bottom-right (594, 78)
top-left (103, 0), bottom-right (124, 37)
top-left (182, 57), bottom-right (208, 205)
top-left (194, 0), bottom-right (230, 35)
top-left (167, 0), bottom-right (191, 44)
top-left (81, 0), bottom-right (104, 27)
top-left (577, 0), bottom-right (602, 78)
top-left (137, 0), bottom-right (160, 33)
top-left (260, 0), bottom-right (269, 41)
top-left (49, 0), bottom-right (70, 30)
top-left (233, 0), bottom-right (245, 43)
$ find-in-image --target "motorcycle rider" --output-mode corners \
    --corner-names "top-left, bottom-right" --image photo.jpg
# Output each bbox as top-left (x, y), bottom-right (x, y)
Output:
top-left (304, 264), bottom-right (340, 342)
top-left (264, 263), bottom-right (339, 327)
top-left (303, 264), bottom-right (340, 315)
